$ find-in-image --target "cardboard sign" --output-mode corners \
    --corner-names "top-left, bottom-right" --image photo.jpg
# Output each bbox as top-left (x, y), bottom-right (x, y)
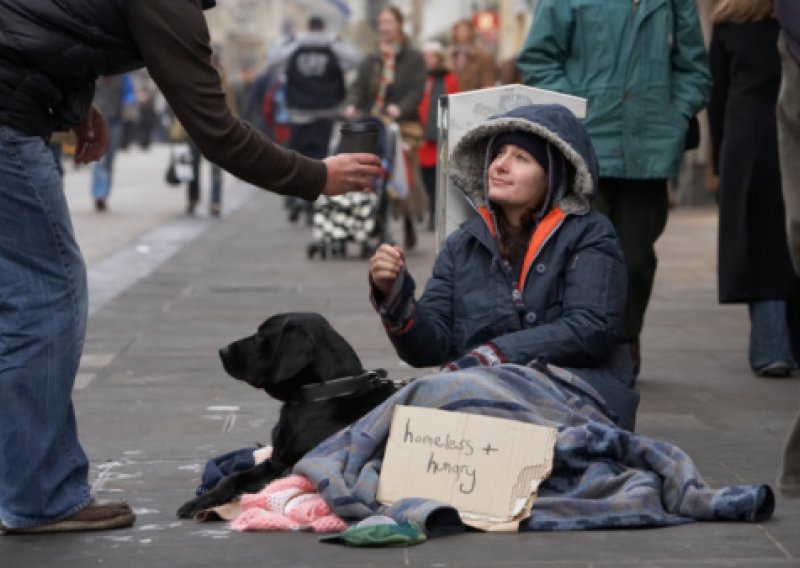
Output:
top-left (377, 405), bottom-right (557, 530)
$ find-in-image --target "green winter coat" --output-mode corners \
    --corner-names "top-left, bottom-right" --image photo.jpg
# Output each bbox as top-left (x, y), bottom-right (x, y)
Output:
top-left (517, 0), bottom-right (711, 179)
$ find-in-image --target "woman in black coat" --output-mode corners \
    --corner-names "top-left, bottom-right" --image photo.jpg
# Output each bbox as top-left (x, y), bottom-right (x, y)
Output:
top-left (708, 0), bottom-right (800, 377)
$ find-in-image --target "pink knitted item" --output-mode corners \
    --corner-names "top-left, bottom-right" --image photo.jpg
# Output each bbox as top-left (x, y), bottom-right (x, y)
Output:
top-left (230, 474), bottom-right (347, 533)
top-left (230, 508), bottom-right (296, 532)
top-left (310, 515), bottom-right (348, 533)
top-left (284, 493), bottom-right (332, 524)
top-left (263, 474), bottom-right (316, 494)
top-left (240, 486), bottom-right (303, 512)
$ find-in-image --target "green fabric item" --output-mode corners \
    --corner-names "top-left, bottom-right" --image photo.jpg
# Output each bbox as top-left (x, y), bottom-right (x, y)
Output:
top-left (319, 520), bottom-right (427, 547)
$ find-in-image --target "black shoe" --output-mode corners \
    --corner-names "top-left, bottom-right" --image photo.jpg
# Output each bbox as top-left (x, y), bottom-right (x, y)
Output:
top-left (94, 199), bottom-right (107, 212)
top-left (186, 200), bottom-right (197, 216)
top-left (755, 361), bottom-right (793, 378)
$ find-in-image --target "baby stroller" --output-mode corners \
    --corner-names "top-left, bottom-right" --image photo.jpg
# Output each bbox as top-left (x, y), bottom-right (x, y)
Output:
top-left (307, 116), bottom-right (397, 260)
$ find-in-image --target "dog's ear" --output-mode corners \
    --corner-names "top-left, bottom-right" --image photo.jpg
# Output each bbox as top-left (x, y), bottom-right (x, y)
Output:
top-left (270, 325), bottom-right (315, 384)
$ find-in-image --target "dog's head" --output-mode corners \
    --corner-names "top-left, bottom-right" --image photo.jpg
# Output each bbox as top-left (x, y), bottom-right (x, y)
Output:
top-left (218, 312), bottom-right (364, 402)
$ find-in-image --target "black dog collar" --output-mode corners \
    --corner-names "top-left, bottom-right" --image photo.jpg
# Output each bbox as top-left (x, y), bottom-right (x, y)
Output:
top-left (295, 369), bottom-right (413, 404)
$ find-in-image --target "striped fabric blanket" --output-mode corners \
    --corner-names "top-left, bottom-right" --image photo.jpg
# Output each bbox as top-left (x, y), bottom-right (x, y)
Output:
top-left (294, 364), bottom-right (774, 536)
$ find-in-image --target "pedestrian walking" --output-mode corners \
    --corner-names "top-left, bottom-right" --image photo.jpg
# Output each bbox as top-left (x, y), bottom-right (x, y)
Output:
top-left (344, 4), bottom-right (426, 250)
top-left (708, 0), bottom-right (800, 378)
top-left (448, 18), bottom-right (497, 91)
top-left (90, 74), bottom-right (129, 212)
top-left (418, 40), bottom-right (459, 232)
top-left (268, 15), bottom-right (362, 225)
top-left (0, 0), bottom-right (380, 536)
top-left (517, 0), bottom-right (711, 377)
top-left (183, 51), bottom-right (238, 217)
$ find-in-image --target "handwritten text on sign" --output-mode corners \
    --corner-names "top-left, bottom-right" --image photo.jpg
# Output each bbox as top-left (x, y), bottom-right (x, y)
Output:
top-left (377, 405), bottom-right (557, 521)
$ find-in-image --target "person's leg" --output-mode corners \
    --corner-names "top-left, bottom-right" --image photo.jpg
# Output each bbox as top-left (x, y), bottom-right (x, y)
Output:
top-left (210, 163), bottom-right (222, 217)
top-left (103, 119), bottom-right (123, 200)
top-left (186, 141), bottom-right (201, 215)
top-left (598, 178), bottom-right (669, 343)
top-left (90, 153), bottom-right (111, 209)
top-left (748, 300), bottom-right (796, 376)
top-left (286, 122), bottom-right (312, 223)
top-left (0, 126), bottom-right (92, 528)
top-left (288, 120), bottom-right (333, 224)
top-left (777, 33), bottom-right (800, 275)
top-left (779, 406), bottom-right (800, 497)
top-left (422, 166), bottom-right (436, 231)
top-left (595, 179), bottom-right (668, 377)
top-left (90, 120), bottom-right (122, 211)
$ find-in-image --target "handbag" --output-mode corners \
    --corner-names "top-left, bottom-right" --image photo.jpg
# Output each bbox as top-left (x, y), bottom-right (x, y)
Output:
top-left (398, 120), bottom-right (423, 147)
top-left (164, 159), bottom-right (180, 186)
top-left (165, 142), bottom-right (194, 186)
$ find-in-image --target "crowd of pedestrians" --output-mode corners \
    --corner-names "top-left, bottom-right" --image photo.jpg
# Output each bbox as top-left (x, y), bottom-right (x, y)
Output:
top-left (1, 0), bottom-right (798, 538)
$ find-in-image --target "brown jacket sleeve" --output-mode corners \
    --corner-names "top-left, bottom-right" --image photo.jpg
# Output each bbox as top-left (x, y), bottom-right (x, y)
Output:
top-left (125, 0), bottom-right (325, 200)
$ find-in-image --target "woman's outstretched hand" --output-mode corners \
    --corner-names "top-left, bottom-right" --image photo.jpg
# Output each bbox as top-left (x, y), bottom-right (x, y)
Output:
top-left (369, 243), bottom-right (405, 297)
top-left (321, 153), bottom-right (382, 196)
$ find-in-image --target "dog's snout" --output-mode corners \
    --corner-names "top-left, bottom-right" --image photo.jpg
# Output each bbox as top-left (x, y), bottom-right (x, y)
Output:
top-left (218, 346), bottom-right (230, 360)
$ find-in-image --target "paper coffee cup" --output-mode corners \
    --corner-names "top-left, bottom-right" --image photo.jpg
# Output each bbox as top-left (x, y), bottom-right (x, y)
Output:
top-left (338, 122), bottom-right (380, 155)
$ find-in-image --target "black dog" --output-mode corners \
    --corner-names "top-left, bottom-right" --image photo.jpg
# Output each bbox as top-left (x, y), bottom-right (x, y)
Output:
top-left (177, 312), bottom-right (400, 519)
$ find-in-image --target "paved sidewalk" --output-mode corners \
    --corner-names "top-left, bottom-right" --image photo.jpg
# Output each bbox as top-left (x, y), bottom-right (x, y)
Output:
top-left (2, 165), bottom-right (799, 566)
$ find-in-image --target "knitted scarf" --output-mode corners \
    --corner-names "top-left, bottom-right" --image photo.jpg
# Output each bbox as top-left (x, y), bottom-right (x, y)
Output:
top-left (372, 42), bottom-right (400, 115)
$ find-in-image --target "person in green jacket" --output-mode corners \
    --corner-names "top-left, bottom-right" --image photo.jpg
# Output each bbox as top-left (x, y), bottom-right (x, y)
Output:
top-left (517, 0), bottom-right (711, 376)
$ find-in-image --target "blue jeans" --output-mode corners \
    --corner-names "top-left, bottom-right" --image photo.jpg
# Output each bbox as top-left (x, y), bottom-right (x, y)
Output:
top-left (749, 300), bottom-right (797, 372)
top-left (91, 118), bottom-right (122, 201)
top-left (0, 125), bottom-right (92, 529)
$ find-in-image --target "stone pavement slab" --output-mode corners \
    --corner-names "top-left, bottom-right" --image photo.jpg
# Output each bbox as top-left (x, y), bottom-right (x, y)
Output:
top-left (2, 176), bottom-right (798, 566)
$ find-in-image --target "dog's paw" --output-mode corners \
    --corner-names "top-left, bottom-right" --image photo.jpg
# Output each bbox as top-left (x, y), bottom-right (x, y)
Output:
top-left (176, 498), bottom-right (204, 519)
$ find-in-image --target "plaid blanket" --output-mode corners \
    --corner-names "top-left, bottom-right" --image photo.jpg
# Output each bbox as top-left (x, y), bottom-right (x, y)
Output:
top-left (294, 364), bottom-right (774, 536)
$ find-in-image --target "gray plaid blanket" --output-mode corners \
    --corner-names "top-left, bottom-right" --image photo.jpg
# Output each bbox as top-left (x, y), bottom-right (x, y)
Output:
top-left (294, 364), bottom-right (774, 536)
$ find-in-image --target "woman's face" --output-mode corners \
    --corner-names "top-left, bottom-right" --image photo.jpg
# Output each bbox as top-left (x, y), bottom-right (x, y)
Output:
top-left (378, 9), bottom-right (402, 44)
top-left (487, 143), bottom-right (549, 224)
top-left (453, 22), bottom-right (472, 45)
top-left (423, 49), bottom-right (441, 70)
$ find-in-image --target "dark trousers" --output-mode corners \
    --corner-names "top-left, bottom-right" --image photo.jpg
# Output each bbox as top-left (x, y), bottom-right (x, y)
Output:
top-left (594, 178), bottom-right (669, 342)
top-left (289, 119), bottom-right (334, 160)
top-left (285, 119), bottom-right (334, 221)
top-left (421, 166), bottom-right (436, 229)
top-left (186, 141), bottom-right (202, 205)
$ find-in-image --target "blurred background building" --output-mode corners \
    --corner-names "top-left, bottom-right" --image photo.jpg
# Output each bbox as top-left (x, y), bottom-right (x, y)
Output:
top-left (204, 0), bottom-right (537, 73)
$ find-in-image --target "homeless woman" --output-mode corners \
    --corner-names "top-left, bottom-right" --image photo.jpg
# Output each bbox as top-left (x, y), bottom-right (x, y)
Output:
top-left (368, 103), bottom-right (639, 431)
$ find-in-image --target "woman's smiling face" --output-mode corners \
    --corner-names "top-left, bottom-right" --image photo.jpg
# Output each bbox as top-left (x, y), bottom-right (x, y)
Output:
top-left (487, 143), bottom-right (549, 226)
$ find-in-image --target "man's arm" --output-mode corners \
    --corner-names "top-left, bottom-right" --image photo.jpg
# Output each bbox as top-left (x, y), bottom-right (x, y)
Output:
top-left (126, 0), bottom-right (325, 199)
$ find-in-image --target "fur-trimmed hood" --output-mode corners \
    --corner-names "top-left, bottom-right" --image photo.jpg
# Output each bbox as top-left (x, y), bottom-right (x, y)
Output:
top-left (447, 104), bottom-right (599, 218)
